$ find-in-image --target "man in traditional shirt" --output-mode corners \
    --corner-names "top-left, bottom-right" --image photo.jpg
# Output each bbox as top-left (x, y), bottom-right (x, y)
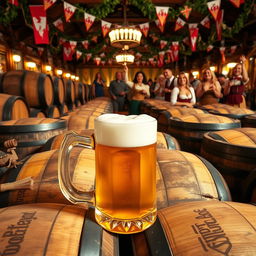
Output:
top-left (163, 68), bottom-right (177, 101)
top-left (109, 71), bottom-right (129, 112)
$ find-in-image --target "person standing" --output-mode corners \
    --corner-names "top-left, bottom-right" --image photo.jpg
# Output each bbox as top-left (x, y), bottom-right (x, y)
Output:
top-left (92, 72), bottom-right (105, 97)
top-left (109, 71), bottom-right (129, 113)
top-left (163, 68), bottom-right (177, 101)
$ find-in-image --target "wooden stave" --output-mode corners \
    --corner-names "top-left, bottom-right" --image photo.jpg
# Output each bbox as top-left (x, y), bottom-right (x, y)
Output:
top-left (52, 76), bottom-right (65, 105)
top-left (63, 78), bottom-right (75, 104)
top-left (241, 114), bottom-right (256, 128)
top-left (0, 203), bottom-right (118, 256)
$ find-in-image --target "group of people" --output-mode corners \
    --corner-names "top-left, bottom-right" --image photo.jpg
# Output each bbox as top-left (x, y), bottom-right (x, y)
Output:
top-left (92, 55), bottom-right (249, 114)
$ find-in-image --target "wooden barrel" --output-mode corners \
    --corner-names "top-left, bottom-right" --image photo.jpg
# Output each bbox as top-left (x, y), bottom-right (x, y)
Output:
top-left (63, 78), bottom-right (75, 104)
top-left (0, 118), bottom-right (67, 159)
top-left (0, 93), bottom-right (29, 121)
top-left (132, 201), bottom-right (256, 256)
top-left (201, 128), bottom-right (256, 201)
top-left (74, 81), bottom-right (85, 104)
top-left (84, 84), bottom-right (90, 102)
top-left (241, 114), bottom-right (256, 128)
top-left (67, 114), bottom-right (101, 131)
top-left (43, 105), bottom-right (61, 118)
top-left (168, 113), bottom-right (241, 154)
top-left (0, 70), bottom-right (54, 108)
top-left (58, 103), bottom-right (69, 116)
top-left (52, 76), bottom-right (65, 105)
top-left (0, 148), bottom-right (230, 208)
top-left (0, 203), bottom-right (118, 255)
top-left (29, 108), bottom-right (46, 118)
top-left (158, 107), bottom-right (205, 132)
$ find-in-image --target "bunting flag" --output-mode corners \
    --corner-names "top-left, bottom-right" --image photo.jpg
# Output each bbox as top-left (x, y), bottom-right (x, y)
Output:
top-left (86, 53), bottom-right (92, 62)
top-left (207, 0), bottom-right (221, 21)
top-left (229, 0), bottom-right (240, 8)
top-left (216, 9), bottom-right (224, 40)
top-left (135, 61), bottom-right (140, 67)
top-left (37, 47), bottom-right (44, 56)
top-left (230, 45), bottom-right (237, 54)
top-left (200, 16), bottom-right (211, 29)
top-left (9, 0), bottom-right (18, 6)
top-left (174, 17), bottom-right (186, 31)
top-left (101, 60), bottom-right (106, 66)
top-left (63, 2), bottom-right (76, 22)
top-left (63, 42), bottom-right (73, 61)
top-left (160, 40), bottom-right (167, 49)
top-left (91, 35), bottom-right (98, 43)
top-left (207, 45), bottom-right (214, 52)
top-left (171, 42), bottom-right (179, 61)
top-left (158, 51), bottom-right (165, 67)
top-left (219, 46), bottom-right (226, 63)
top-left (155, 20), bottom-right (164, 33)
top-left (101, 21), bottom-right (111, 37)
top-left (94, 57), bottom-right (101, 66)
top-left (53, 18), bottom-right (64, 32)
top-left (100, 52), bottom-right (105, 58)
top-left (188, 23), bottom-right (199, 52)
top-left (44, 0), bottom-right (56, 10)
top-left (84, 12), bottom-right (95, 31)
top-left (108, 59), bottom-right (113, 65)
top-left (155, 6), bottom-right (169, 27)
top-left (148, 58), bottom-right (154, 65)
top-left (76, 50), bottom-right (82, 60)
top-left (180, 5), bottom-right (192, 20)
top-left (69, 41), bottom-right (77, 51)
top-left (139, 23), bottom-right (150, 37)
top-left (141, 60), bottom-right (146, 66)
top-left (29, 5), bottom-right (49, 44)
top-left (59, 38), bottom-right (66, 45)
top-left (82, 40), bottom-right (89, 49)
top-left (135, 52), bottom-right (142, 59)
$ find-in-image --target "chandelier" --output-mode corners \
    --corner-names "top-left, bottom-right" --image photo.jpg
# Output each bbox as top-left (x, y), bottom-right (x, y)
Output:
top-left (115, 52), bottom-right (135, 65)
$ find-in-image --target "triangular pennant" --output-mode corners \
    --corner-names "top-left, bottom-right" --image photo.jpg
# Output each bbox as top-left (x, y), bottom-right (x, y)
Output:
top-left (86, 53), bottom-right (92, 62)
top-left (207, 0), bottom-right (221, 21)
top-left (101, 60), bottom-right (106, 66)
top-left (229, 0), bottom-right (240, 8)
top-left (155, 20), bottom-right (164, 33)
top-left (216, 9), bottom-right (224, 40)
top-left (200, 16), bottom-right (211, 29)
top-left (188, 23), bottom-right (199, 52)
top-left (101, 20), bottom-right (111, 37)
top-left (230, 45), bottom-right (237, 54)
top-left (44, 0), bottom-right (56, 10)
top-left (139, 23), bottom-right (150, 37)
top-left (94, 57), bottom-right (101, 66)
top-left (175, 17), bottom-right (186, 31)
top-left (76, 50), bottom-right (82, 60)
top-left (63, 42), bottom-right (73, 61)
top-left (108, 59), bottom-right (113, 65)
top-left (155, 6), bottom-right (169, 27)
top-left (219, 46), bottom-right (226, 63)
top-left (84, 12), bottom-right (95, 31)
top-left (29, 5), bottom-right (49, 44)
top-left (207, 45), bottom-right (214, 52)
top-left (160, 40), bottom-right (167, 49)
top-left (82, 40), bottom-right (89, 49)
top-left (180, 5), bottom-right (192, 20)
top-left (171, 42), bottom-right (179, 61)
top-left (100, 52), bottom-right (105, 58)
top-left (9, 0), bottom-right (18, 6)
top-left (53, 18), bottom-right (64, 32)
top-left (69, 40), bottom-right (77, 51)
top-left (63, 2), bottom-right (76, 22)
top-left (135, 52), bottom-right (142, 59)
top-left (59, 38), bottom-right (66, 45)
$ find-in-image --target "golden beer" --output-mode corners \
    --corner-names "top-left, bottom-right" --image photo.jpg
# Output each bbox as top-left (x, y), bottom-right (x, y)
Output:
top-left (94, 114), bottom-right (157, 234)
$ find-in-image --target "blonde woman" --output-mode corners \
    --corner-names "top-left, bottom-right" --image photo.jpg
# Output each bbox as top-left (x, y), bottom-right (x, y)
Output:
top-left (170, 72), bottom-right (196, 107)
top-left (196, 68), bottom-right (222, 105)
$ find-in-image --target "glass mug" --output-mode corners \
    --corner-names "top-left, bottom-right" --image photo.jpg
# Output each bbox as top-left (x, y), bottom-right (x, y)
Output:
top-left (58, 113), bottom-right (157, 234)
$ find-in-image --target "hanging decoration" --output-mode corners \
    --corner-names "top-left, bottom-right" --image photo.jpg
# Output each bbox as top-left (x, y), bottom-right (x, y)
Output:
top-left (63, 42), bottom-right (73, 61)
top-left (44, 0), bottom-right (56, 10)
top-left (188, 23), bottom-right (199, 52)
top-left (230, 45), bottom-right (237, 54)
top-left (200, 16), bottom-right (211, 29)
top-left (207, 0), bottom-right (221, 21)
top-left (63, 2), bottom-right (77, 22)
top-left (171, 42), bottom-right (179, 61)
top-left (158, 51), bottom-right (165, 67)
top-left (101, 20), bottom-right (111, 37)
top-left (216, 9), bottom-right (224, 40)
top-left (84, 12), bottom-right (95, 31)
top-left (86, 53), bottom-right (92, 62)
top-left (29, 5), bottom-right (49, 44)
top-left (136, 52), bottom-right (142, 59)
top-left (53, 18), bottom-right (64, 32)
top-left (160, 40), bottom-right (167, 49)
top-left (180, 5), bottom-right (192, 20)
top-left (174, 17), bottom-right (186, 31)
top-left (59, 38), bottom-right (66, 45)
top-left (69, 41), bottom-right (77, 51)
top-left (139, 23), bottom-right (150, 37)
top-left (219, 46), bottom-right (226, 63)
top-left (155, 6), bottom-right (169, 27)
top-left (155, 20), bottom-right (164, 33)
top-left (91, 35), bottom-right (98, 43)
top-left (76, 50), bottom-right (82, 60)
top-left (9, 0), bottom-right (18, 6)
top-left (82, 40), bottom-right (89, 49)
top-left (94, 57), bottom-right (101, 66)
top-left (229, 0), bottom-right (241, 8)
top-left (207, 45), bottom-right (214, 52)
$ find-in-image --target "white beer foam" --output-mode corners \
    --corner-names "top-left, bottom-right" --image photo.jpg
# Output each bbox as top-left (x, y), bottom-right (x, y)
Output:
top-left (94, 114), bottom-right (157, 147)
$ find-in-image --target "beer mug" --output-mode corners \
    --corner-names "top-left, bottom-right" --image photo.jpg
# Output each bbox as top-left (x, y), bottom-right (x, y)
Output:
top-left (58, 114), bottom-right (157, 234)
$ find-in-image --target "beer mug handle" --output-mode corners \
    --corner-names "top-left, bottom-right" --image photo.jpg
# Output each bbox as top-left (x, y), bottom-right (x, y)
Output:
top-left (58, 131), bottom-right (95, 206)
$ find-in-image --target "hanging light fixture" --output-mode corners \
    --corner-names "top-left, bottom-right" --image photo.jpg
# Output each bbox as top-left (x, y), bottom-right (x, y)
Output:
top-left (109, 0), bottom-right (142, 50)
top-left (115, 52), bottom-right (135, 65)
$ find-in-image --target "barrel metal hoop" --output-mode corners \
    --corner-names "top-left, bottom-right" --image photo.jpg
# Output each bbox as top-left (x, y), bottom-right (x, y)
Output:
top-left (163, 133), bottom-right (176, 150)
top-left (144, 217), bottom-right (174, 256)
top-left (0, 72), bottom-right (6, 92)
top-left (38, 73), bottom-right (47, 107)
top-left (20, 70), bottom-right (27, 96)
top-left (2, 96), bottom-right (23, 121)
top-left (79, 207), bottom-right (103, 256)
top-left (208, 132), bottom-right (228, 142)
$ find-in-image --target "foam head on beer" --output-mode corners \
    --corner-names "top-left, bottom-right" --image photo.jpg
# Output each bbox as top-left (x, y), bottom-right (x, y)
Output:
top-left (94, 114), bottom-right (157, 148)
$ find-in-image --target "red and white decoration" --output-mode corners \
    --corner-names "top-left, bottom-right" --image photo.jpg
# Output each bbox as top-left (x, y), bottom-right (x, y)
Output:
top-left (63, 2), bottom-right (77, 22)
top-left (82, 40), bottom-right (89, 49)
top-left (174, 17), bottom-right (186, 32)
top-left (171, 42), bottom-right (179, 61)
top-left (53, 18), bottom-right (64, 32)
top-left (44, 0), bottom-right (56, 10)
top-left (94, 57), bottom-right (101, 66)
top-left (139, 23), bottom-right (150, 37)
top-left (69, 41), bottom-right (77, 52)
top-left (136, 52), bottom-right (142, 59)
top-left (59, 38), bottom-right (66, 45)
top-left (155, 6), bottom-right (169, 27)
top-left (63, 42), bottom-right (73, 61)
top-left (207, 45), bottom-right (214, 52)
top-left (86, 53), bottom-right (92, 62)
top-left (216, 9), bottom-right (224, 40)
top-left (188, 23), bottom-right (199, 52)
top-left (108, 59), bottom-right (113, 65)
top-left (84, 12), bottom-right (95, 31)
top-left (76, 50), bottom-right (82, 60)
top-left (229, 0), bottom-right (241, 8)
top-left (29, 5), bottom-right (49, 44)
top-left (160, 40), bottom-right (167, 49)
top-left (207, 0), bottom-right (221, 21)
top-left (219, 46), bottom-right (226, 63)
top-left (200, 16), bottom-right (211, 29)
top-left (101, 21), bottom-right (111, 37)
top-left (180, 5), bottom-right (192, 20)
top-left (230, 45), bottom-right (237, 54)
top-left (155, 20), bottom-right (164, 33)
top-left (158, 51), bottom-right (165, 67)
top-left (9, 0), bottom-right (18, 6)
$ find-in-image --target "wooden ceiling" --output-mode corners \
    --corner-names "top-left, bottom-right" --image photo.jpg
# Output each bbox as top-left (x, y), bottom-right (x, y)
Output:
top-left (0, 0), bottom-right (255, 71)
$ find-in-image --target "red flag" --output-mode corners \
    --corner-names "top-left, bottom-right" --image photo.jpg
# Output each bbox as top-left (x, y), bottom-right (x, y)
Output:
top-left (94, 57), bottom-right (101, 66)
top-left (160, 40), bottom-right (167, 49)
top-left (175, 17), bottom-right (186, 31)
top-left (86, 53), bottom-right (92, 62)
top-left (69, 41), bottom-right (77, 52)
top-left (139, 23), bottom-right (150, 37)
top-left (44, 0), bottom-right (56, 10)
top-left (101, 20), bottom-right (111, 37)
top-left (207, 0), bottom-right (220, 21)
top-left (155, 6), bottom-right (169, 27)
top-left (230, 45), bottom-right (237, 54)
top-left (200, 16), bottom-right (211, 29)
top-left (84, 12), bottom-right (95, 31)
top-left (188, 24), bottom-right (199, 52)
top-left (53, 18), bottom-right (64, 32)
top-left (155, 20), bottom-right (164, 33)
top-left (63, 2), bottom-right (76, 22)
top-left (216, 9), bottom-right (224, 40)
top-left (171, 42), bottom-right (179, 61)
top-left (63, 42), bottom-right (73, 61)
top-left (76, 50), bottom-right (82, 60)
top-left (82, 40), bottom-right (89, 49)
top-left (9, 0), bottom-right (18, 6)
top-left (59, 38), bottom-right (66, 45)
top-left (29, 5), bottom-right (49, 44)
top-left (207, 45), bottom-right (214, 52)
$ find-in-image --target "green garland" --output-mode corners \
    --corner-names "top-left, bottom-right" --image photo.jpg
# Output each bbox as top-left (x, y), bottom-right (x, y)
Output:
top-left (0, 3), bottom-right (19, 25)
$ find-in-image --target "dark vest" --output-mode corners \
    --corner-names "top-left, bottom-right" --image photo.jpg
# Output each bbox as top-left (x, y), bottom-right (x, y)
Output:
top-left (164, 77), bottom-right (175, 101)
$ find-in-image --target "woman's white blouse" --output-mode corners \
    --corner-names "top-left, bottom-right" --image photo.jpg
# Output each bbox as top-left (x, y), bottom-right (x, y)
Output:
top-left (170, 87), bottom-right (196, 105)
